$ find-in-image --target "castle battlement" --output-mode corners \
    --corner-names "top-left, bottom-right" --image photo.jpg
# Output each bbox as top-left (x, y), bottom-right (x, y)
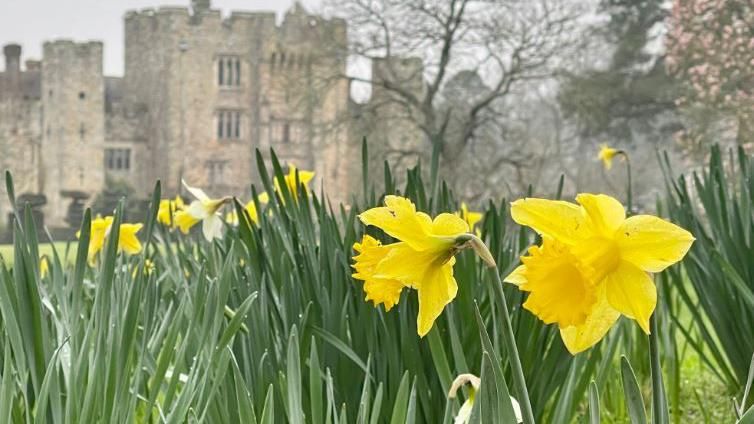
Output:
top-left (122, 2), bottom-right (343, 43)
top-left (43, 40), bottom-right (103, 52)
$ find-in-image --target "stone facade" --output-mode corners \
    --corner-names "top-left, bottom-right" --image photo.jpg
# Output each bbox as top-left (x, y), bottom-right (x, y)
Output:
top-left (0, 1), bottom-right (362, 227)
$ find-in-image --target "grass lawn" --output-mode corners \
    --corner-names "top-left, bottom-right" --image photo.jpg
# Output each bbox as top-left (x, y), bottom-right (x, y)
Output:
top-left (0, 241), bottom-right (78, 267)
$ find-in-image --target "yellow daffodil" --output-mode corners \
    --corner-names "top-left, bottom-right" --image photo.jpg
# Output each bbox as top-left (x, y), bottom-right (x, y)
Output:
top-left (82, 215), bottom-right (109, 264)
top-left (225, 192), bottom-right (270, 225)
top-left (505, 193), bottom-right (694, 353)
top-left (157, 196), bottom-right (184, 226)
top-left (77, 215), bottom-right (143, 265)
top-left (458, 202), bottom-right (483, 231)
top-left (276, 165), bottom-right (314, 199)
top-left (353, 195), bottom-right (483, 336)
top-left (40, 255), bottom-right (49, 278)
top-left (174, 180), bottom-right (229, 241)
top-left (598, 144), bottom-right (621, 170)
top-left (448, 374), bottom-right (522, 424)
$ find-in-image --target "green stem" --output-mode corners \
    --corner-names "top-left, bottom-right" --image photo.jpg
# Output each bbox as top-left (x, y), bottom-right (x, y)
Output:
top-left (649, 311), bottom-right (669, 424)
top-left (491, 268), bottom-right (536, 424)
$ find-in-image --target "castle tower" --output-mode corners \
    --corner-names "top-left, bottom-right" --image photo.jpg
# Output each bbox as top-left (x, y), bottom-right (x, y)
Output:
top-left (0, 44), bottom-right (43, 224)
top-left (3, 44), bottom-right (21, 75)
top-left (41, 41), bottom-right (105, 225)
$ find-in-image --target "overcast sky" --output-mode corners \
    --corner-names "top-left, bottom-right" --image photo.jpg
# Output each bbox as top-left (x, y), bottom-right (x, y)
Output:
top-left (0, 0), bottom-right (321, 76)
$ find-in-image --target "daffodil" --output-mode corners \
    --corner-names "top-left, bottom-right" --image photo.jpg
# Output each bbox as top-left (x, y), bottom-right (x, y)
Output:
top-left (597, 144), bottom-right (621, 170)
top-left (39, 255), bottom-right (49, 278)
top-left (77, 215), bottom-right (143, 265)
top-left (276, 165), bottom-right (314, 199)
top-left (81, 215), bottom-right (109, 264)
top-left (458, 202), bottom-right (483, 231)
top-left (448, 374), bottom-right (522, 424)
top-left (353, 195), bottom-right (485, 336)
top-left (505, 193), bottom-right (694, 353)
top-left (157, 196), bottom-right (184, 226)
top-left (225, 192), bottom-right (270, 225)
top-left (173, 180), bottom-right (229, 241)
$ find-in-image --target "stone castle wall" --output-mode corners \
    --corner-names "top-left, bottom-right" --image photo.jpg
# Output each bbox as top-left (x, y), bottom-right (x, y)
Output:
top-left (0, 1), bottom-right (417, 228)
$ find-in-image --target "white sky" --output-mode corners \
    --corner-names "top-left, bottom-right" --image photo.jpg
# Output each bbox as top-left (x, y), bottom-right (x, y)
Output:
top-left (0, 0), bottom-right (321, 76)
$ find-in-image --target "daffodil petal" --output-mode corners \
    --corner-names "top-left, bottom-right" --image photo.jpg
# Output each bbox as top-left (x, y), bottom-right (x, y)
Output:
top-left (182, 180), bottom-right (209, 202)
top-left (118, 223), bottom-right (143, 255)
top-left (298, 170), bottom-right (315, 184)
top-left (416, 261), bottom-right (458, 337)
top-left (359, 196), bottom-right (434, 250)
top-left (243, 201), bottom-right (260, 223)
top-left (559, 285), bottom-right (620, 354)
top-left (510, 198), bottom-right (586, 244)
top-left (186, 201), bottom-right (210, 219)
top-left (373, 243), bottom-right (434, 288)
top-left (605, 261), bottom-right (656, 334)
top-left (174, 210), bottom-right (200, 234)
top-left (576, 193), bottom-right (625, 237)
top-left (202, 214), bottom-right (224, 241)
top-left (503, 265), bottom-right (528, 286)
top-left (431, 213), bottom-right (469, 236)
top-left (454, 398), bottom-right (473, 424)
top-left (616, 215), bottom-right (695, 272)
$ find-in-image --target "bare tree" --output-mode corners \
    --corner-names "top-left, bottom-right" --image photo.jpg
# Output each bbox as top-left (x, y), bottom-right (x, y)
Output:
top-left (327, 0), bottom-right (584, 193)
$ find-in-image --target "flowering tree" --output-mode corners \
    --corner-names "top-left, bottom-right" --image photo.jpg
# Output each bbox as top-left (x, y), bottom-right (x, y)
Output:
top-left (666, 0), bottom-right (754, 150)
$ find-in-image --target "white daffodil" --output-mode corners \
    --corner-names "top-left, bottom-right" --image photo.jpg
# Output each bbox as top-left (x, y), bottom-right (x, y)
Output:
top-left (174, 180), bottom-right (229, 241)
top-left (448, 373), bottom-right (522, 424)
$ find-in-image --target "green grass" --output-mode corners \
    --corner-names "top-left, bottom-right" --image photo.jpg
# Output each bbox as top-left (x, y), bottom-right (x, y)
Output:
top-left (0, 241), bottom-right (77, 267)
top-left (0, 145), bottom-right (752, 423)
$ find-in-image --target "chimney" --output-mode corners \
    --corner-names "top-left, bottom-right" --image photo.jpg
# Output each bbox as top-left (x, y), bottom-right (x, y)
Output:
top-left (191, 0), bottom-right (210, 13)
top-left (3, 44), bottom-right (21, 73)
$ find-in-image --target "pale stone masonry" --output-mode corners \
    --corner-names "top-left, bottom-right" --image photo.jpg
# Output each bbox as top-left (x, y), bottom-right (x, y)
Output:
top-left (0, 1), bottom-right (404, 228)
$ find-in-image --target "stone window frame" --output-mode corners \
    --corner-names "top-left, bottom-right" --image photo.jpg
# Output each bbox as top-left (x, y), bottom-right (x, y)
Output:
top-left (269, 117), bottom-right (306, 145)
top-left (105, 148), bottom-right (132, 171)
top-left (216, 109), bottom-right (243, 140)
top-left (206, 160), bottom-right (228, 187)
top-left (217, 55), bottom-right (242, 88)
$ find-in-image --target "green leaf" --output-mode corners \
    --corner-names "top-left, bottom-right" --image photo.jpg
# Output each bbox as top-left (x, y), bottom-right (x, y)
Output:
top-left (588, 381), bottom-right (600, 424)
top-left (620, 356), bottom-right (647, 424)
top-left (309, 337), bottom-right (323, 424)
top-left (389, 372), bottom-right (411, 424)
top-left (287, 326), bottom-right (304, 424)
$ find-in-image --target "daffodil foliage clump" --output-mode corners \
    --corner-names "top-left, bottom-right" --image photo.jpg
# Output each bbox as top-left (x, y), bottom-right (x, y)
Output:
top-left (0, 145), bottom-right (749, 423)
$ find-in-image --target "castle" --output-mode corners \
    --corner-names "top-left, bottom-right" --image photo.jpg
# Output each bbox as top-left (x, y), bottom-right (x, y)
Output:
top-left (0, 0), bottom-right (398, 228)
